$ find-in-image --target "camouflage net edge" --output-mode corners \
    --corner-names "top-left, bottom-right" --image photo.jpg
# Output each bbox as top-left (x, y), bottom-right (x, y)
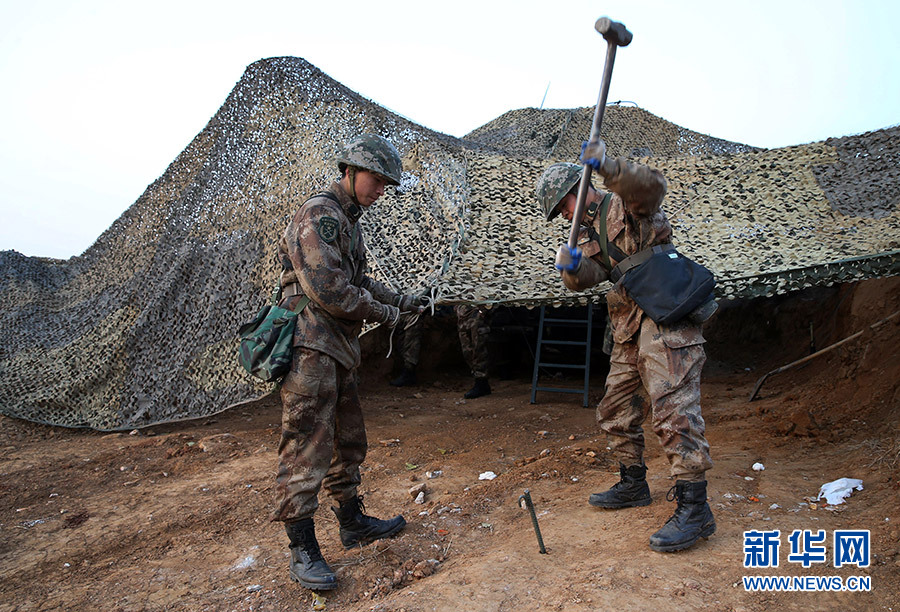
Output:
top-left (1, 57), bottom-right (897, 430)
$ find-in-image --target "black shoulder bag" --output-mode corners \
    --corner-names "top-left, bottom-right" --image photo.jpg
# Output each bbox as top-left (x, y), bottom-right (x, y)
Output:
top-left (595, 194), bottom-right (716, 326)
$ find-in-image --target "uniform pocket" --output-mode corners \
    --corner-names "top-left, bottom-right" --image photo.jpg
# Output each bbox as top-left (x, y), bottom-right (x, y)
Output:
top-left (281, 372), bottom-right (321, 436)
top-left (281, 348), bottom-right (324, 396)
top-left (282, 372), bottom-right (320, 397)
top-left (659, 321), bottom-right (706, 349)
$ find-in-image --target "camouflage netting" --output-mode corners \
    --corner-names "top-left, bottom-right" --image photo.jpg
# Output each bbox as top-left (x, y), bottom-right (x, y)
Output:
top-left (463, 105), bottom-right (761, 159)
top-left (1, 57), bottom-right (898, 430)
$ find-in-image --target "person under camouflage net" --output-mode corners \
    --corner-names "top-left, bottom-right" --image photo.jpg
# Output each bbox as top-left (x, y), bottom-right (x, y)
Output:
top-left (273, 134), bottom-right (427, 590)
top-left (389, 318), bottom-right (422, 387)
top-left (536, 140), bottom-right (715, 553)
top-left (455, 304), bottom-right (493, 399)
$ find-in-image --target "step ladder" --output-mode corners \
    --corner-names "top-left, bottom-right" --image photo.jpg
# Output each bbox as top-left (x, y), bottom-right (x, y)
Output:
top-left (530, 305), bottom-right (594, 407)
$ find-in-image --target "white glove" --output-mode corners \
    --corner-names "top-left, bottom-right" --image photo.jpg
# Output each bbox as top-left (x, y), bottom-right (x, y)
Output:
top-left (555, 245), bottom-right (583, 273)
top-left (581, 139), bottom-right (614, 177)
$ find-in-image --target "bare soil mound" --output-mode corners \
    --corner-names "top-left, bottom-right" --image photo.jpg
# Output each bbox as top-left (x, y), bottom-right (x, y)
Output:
top-left (1, 278), bottom-right (898, 611)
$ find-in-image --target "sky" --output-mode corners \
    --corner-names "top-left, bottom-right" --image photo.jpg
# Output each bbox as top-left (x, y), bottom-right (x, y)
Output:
top-left (1, 0), bottom-right (898, 260)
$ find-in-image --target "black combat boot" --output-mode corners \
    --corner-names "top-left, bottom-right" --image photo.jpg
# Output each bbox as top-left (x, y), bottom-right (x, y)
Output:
top-left (332, 496), bottom-right (406, 548)
top-left (649, 480), bottom-right (716, 552)
top-left (463, 377), bottom-right (491, 399)
top-left (390, 367), bottom-right (417, 387)
top-left (588, 463), bottom-right (652, 508)
top-left (284, 519), bottom-right (337, 590)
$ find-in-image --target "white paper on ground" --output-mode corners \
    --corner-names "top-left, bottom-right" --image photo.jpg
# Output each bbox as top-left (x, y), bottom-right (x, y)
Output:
top-left (816, 477), bottom-right (863, 505)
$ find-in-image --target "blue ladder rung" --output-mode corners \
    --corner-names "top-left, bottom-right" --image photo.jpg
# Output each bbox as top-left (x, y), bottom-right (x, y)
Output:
top-left (543, 317), bottom-right (590, 324)
top-left (534, 386), bottom-right (584, 394)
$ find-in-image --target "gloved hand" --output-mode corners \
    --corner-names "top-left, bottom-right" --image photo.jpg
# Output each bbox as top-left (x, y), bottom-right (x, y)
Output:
top-left (380, 303), bottom-right (401, 328)
top-left (581, 139), bottom-right (614, 177)
top-left (555, 244), bottom-right (583, 273)
top-left (394, 294), bottom-right (429, 314)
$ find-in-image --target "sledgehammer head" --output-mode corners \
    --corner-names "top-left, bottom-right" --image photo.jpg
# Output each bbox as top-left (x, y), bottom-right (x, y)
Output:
top-left (595, 17), bottom-right (633, 47)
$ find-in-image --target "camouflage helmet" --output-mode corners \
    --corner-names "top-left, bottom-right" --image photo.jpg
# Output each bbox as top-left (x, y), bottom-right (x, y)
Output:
top-left (335, 134), bottom-right (402, 186)
top-left (536, 162), bottom-right (583, 221)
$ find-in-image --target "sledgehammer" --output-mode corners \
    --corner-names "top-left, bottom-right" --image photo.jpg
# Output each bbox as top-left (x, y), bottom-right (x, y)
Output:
top-left (567, 17), bottom-right (633, 249)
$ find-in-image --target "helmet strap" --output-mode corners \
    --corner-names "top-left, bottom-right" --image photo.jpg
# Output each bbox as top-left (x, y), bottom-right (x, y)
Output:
top-left (346, 166), bottom-right (365, 209)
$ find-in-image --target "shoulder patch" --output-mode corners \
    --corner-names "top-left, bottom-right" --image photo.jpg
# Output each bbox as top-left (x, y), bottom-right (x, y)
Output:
top-left (317, 216), bottom-right (340, 243)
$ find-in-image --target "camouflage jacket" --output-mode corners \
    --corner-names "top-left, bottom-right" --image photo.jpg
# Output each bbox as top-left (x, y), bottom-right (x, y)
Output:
top-left (278, 181), bottom-right (399, 370)
top-left (563, 157), bottom-right (699, 344)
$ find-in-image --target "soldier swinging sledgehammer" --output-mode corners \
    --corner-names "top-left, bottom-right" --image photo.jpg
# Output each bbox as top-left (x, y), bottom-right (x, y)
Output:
top-left (535, 17), bottom-right (716, 553)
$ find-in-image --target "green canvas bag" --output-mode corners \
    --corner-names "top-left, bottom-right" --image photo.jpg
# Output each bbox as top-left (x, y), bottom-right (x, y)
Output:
top-left (237, 282), bottom-right (310, 382)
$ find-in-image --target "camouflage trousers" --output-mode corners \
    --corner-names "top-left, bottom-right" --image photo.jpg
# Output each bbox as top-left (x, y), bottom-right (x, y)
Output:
top-left (455, 305), bottom-right (491, 379)
top-left (396, 318), bottom-right (423, 370)
top-left (272, 348), bottom-right (366, 522)
top-left (598, 315), bottom-right (713, 481)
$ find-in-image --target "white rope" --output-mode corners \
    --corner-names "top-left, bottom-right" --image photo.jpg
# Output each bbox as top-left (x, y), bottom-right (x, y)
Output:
top-left (383, 284), bottom-right (442, 358)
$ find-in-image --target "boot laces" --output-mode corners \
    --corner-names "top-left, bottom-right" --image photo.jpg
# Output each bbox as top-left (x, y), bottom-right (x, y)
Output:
top-left (661, 484), bottom-right (684, 526)
top-left (298, 526), bottom-right (324, 562)
top-left (612, 479), bottom-right (632, 492)
top-left (356, 496), bottom-right (385, 527)
top-left (662, 483), bottom-right (704, 526)
top-left (346, 495), bottom-right (380, 524)
top-left (665, 484), bottom-right (677, 503)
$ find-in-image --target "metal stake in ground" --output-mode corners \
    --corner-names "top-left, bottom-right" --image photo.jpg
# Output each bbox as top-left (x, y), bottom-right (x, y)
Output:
top-left (518, 489), bottom-right (547, 554)
top-left (567, 17), bottom-right (633, 249)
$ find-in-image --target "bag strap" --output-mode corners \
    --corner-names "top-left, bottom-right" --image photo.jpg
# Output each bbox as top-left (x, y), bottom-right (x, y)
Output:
top-left (350, 224), bottom-right (359, 252)
top-left (310, 191), bottom-right (340, 206)
top-left (610, 243), bottom-right (677, 283)
top-left (281, 282), bottom-right (312, 313)
top-left (583, 193), bottom-right (613, 270)
top-left (291, 295), bottom-right (311, 313)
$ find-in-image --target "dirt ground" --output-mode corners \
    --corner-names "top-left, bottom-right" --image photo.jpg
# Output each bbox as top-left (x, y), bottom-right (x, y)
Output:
top-left (1, 277), bottom-right (898, 612)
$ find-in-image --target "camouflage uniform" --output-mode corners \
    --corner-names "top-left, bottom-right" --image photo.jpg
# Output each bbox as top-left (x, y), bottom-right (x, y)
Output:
top-left (455, 305), bottom-right (491, 379)
top-left (395, 319), bottom-right (422, 370)
top-left (558, 158), bottom-right (713, 481)
top-left (273, 181), bottom-right (402, 522)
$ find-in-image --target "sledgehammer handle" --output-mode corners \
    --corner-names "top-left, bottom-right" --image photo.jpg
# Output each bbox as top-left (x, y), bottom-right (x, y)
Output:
top-left (567, 18), bottom-right (632, 249)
